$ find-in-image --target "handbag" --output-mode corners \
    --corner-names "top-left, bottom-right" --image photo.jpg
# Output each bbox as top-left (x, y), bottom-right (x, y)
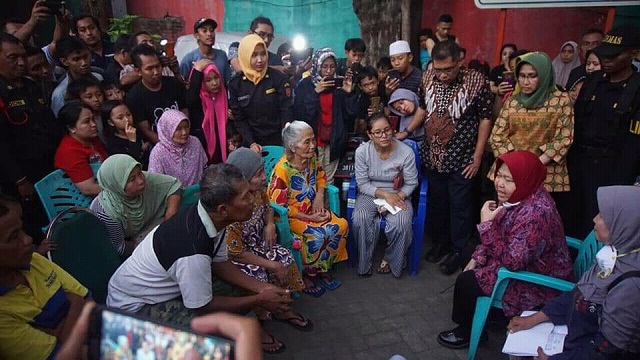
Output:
top-left (393, 167), bottom-right (404, 191)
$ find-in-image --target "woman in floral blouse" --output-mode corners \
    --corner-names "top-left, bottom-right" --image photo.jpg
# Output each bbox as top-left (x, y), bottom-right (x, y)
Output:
top-left (437, 150), bottom-right (573, 349)
top-left (489, 51), bottom-right (574, 193)
top-left (268, 121), bottom-right (348, 297)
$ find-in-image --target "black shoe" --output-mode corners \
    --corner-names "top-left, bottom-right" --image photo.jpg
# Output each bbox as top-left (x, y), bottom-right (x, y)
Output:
top-left (439, 252), bottom-right (462, 275)
top-left (436, 326), bottom-right (488, 349)
top-left (425, 244), bottom-right (447, 263)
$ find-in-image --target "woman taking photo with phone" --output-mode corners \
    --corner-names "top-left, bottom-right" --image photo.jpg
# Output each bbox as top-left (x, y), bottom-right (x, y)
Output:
top-left (293, 47), bottom-right (355, 184)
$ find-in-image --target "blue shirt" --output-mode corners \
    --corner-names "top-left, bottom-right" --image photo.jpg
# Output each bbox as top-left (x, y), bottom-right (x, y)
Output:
top-left (179, 47), bottom-right (230, 84)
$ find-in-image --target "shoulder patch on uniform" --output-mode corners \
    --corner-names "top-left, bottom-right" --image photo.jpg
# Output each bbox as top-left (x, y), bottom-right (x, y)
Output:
top-left (266, 88), bottom-right (276, 94)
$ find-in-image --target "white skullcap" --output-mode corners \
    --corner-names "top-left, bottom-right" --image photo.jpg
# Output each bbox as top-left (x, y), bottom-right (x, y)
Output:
top-left (389, 40), bottom-right (411, 56)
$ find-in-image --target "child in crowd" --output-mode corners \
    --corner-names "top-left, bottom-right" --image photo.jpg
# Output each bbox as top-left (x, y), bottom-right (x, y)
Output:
top-left (102, 100), bottom-right (148, 167)
top-left (101, 79), bottom-right (125, 101)
top-left (54, 100), bottom-right (107, 196)
top-left (385, 40), bottom-right (422, 96)
top-left (148, 109), bottom-right (207, 188)
top-left (352, 65), bottom-right (384, 134)
top-left (24, 46), bottom-right (56, 104)
top-left (186, 59), bottom-right (229, 164)
top-left (376, 56), bottom-right (392, 84)
top-left (226, 124), bottom-right (242, 154)
top-left (387, 88), bottom-right (426, 144)
top-left (66, 77), bottom-right (106, 144)
top-left (336, 38), bottom-right (366, 77)
top-left (418, 28), bottom-right (435, 70)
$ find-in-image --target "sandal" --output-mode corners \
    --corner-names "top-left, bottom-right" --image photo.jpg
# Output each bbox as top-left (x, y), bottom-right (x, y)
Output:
top-left (317, 275), bottom-right (342, 290)
top-left (302, 277), bottom-right (325, 298)
top-left (377, 260), bottom-right (391, 274)
top-left (262, 333), bottom-right (286, 354)
top-left (274, 312), bottom-right (315, 332)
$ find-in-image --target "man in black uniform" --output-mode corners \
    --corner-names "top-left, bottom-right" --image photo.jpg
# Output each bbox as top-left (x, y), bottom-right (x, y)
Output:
top-left (0, 33), bottom-right (64, 240)
top-left (567, 26), bottom-right (640, 238)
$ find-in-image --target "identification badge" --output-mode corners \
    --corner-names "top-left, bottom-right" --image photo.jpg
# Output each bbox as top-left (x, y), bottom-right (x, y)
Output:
top-left (266, 88), bottom-right (276, 95)
top-left (629, 118), bottom-right (640, 136)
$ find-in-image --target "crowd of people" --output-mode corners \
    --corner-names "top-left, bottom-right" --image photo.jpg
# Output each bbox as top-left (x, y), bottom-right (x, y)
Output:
top-left (1, 1), bottom-right (640, 358)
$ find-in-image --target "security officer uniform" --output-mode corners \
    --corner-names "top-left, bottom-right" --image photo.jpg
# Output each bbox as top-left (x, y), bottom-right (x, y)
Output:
top-left (228, 67), bottom-right (292, 147)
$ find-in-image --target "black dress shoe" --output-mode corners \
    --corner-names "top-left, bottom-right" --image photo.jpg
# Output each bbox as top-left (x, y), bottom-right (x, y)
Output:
top-left (437, 326), bottom-right (470, 349)
top-left (439, 251), bottom-right (462, 275)
top-left (425, 244), bottom-right (447, 263)
top-left (436, 326), bottom-right (487, 349)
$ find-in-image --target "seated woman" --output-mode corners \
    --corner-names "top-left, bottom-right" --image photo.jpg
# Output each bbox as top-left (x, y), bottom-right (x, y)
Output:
top-left (0, 195), bottom-right (89, 359)
top-left (54, 100), bottom-right (108, 196)
top-left (267, 121), bottom-right (348, 297)
top-left (102, 100), bottom-right (149, 168)
top-left (186, 59), bottom-right (229, 164)
top-left (508, 186), bottom-right (640, 359)
top-left (90, 154), bottom-right (182, 257)
top-left (148, 109), bottom-right (208, 188)
top-left (437, 150), bottom-right (573, 349)
top-left (352, 114), bottom-right (418, 277)
top-left (225, 148), bottom-right (312, 327)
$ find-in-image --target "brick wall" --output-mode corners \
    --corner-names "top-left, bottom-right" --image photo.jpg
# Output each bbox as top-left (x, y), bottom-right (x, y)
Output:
top-left (132, 16), bottom-right (185, 42)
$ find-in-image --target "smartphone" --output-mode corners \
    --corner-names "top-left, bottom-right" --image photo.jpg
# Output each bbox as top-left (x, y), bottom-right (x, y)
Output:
top-left (502, 71), bottom-right (516, 87)
top-left (388, 115), bottom-right (400, 131)
top-left (290, 48), bottom-right (313, 64)
top-left (333, 77), bottom-right (344, 88)
top-left (88, 306), bottom-right (234, 360)
top-left (387, 70), bottom-right (402, 82)
top-left (350, 61), bottom-right (363, 75)
top-left (43, 0), bottom-right (66, 16)
top-left (370, 96), bottom-right (381, 110)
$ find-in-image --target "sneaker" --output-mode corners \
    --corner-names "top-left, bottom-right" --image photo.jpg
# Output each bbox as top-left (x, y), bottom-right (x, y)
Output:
top-left (439, 251), bottom-right (463, 275)
top-left (425, 243), bottom-right (448, 263)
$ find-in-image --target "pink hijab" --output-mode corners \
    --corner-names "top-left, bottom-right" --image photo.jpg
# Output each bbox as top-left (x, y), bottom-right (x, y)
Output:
top-left (149, 109), bottom-right (207, 187)
top-left (200, 63), bottom-right (228, 162)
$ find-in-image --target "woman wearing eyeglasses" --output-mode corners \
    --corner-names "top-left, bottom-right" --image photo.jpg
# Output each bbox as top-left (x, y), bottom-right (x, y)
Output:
top-left (352, 114), bottom-right (418, 277)
top-left (489, 52), bottom-right (574, 199)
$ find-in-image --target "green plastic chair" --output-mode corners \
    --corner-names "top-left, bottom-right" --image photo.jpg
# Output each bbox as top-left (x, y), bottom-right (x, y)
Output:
top-left (179, 184), bottom-right (202, 210)
top-left (46, 207), bottom-right (122, 304)
top-left (467, 231), bottom-right (603, 359)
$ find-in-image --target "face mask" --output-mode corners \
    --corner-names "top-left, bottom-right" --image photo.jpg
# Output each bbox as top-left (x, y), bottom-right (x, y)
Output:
top-left (596, 245), bottom-right (618, 279)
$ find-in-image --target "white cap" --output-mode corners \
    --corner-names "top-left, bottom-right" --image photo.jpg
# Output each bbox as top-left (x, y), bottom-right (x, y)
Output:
top-left (389, 40), bottom-right (411, 56)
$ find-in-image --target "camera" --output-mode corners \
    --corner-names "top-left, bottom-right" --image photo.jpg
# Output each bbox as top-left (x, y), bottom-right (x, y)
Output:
top-left (42, 0), bottom-right (66, 16)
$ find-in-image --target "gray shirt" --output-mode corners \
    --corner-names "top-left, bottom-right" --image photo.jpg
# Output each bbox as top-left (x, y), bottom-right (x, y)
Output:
top-left (355, 139), bottom-right (418, 197)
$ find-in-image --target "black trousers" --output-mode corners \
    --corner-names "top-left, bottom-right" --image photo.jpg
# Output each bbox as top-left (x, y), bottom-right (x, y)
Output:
top-left (427, 170), bottom-right (476, 252)
top-left (452, 270), bottom-right (485, 329)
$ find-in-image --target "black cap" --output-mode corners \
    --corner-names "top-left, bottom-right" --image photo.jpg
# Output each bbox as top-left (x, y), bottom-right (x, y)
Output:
top-left (593, 25), bottom-right (640, 58)
top-left (194, 18), bottom-right (217, 33)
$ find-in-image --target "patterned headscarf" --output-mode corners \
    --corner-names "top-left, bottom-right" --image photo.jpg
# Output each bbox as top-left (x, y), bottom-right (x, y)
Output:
top-left (310, 47), bottom-right (336, 86)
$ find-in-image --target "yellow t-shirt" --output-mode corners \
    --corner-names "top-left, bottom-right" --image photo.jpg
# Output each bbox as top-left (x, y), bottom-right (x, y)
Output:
top-left (0, 253), bottom-right (88, 360)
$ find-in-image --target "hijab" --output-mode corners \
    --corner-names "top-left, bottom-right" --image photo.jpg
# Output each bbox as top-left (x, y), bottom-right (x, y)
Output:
top-left (387, 88), bottom-right (425, 138)
top-left (552, 41), bottom-right (581, 88)
top-left (494, 150), bottom-right (546, 203)
top-left (153, 109), bottom-right (208, 187)
top-left (577, 186), bottom-right (640, 303)
top-left (97, 154), bottom-right (182, 237)
top-left (238, 34), bottom-right (268, 85)
top-left (199, 63), bottom-right (228, 161)
top-left (310, 47), bottom-right (336, 86)
top-left (513, 52), bottom-right (556, 110)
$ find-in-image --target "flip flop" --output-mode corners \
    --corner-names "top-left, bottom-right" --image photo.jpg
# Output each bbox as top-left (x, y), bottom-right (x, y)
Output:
top-left (262, 333), bottom-right (286, 354)
top-left (317, 275), bottom-right (342, 290)
top-left (275, 312), bottom-right (315, 332)
top-left (377, 260), bottom-right (391, 274)
top-left (302, 284), bottom-right (326, 298)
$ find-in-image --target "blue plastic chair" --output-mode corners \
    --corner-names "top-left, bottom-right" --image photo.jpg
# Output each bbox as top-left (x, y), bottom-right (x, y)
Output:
top-left (46, 207), bottom-right (122, 304)
top-left (35, 163), bottom-right (102, 222)
top-left (467, 231), bottom-right (603, 359)
top-left (345, 139), bottom-right (428, 276)
top-left (263, 146), bottom-right (341, 272)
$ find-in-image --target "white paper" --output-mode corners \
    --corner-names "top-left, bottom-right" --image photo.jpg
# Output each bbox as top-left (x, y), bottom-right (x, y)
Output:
top-left (502, 311), bottom-right (568, 357)
top-left (373, 198), bottom-right (402, 215)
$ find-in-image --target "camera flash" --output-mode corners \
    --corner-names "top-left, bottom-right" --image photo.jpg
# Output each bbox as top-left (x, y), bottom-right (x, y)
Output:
top-left (292, 35), bottom-right (306, 51)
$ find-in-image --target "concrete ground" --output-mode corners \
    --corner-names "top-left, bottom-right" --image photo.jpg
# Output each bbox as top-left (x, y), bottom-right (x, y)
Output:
top-left (263, 241), bottom-right (509, 360)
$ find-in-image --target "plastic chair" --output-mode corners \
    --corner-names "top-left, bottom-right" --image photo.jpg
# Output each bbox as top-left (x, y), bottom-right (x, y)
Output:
top-left (467, 231), bottom-right (603, 359)
top-left (179, 184), bottom-right (201, 210)
top-left (262, 146), bottom-right (285, 179)
top-left (46, 207), bottom-right (122, 304)
top-left (345, 139), bottom-right (428, 276)
top-left (35, 163), bottom-right (102, 222)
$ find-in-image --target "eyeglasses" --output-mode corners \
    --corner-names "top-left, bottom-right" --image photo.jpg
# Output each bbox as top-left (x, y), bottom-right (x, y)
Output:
top-left (370, 128), bottom-right (393, 138)
top-left (433, 65), bottom-right (458, 74)
top-left (252, 30), bottom-right (274, 41)
top-left (517, 73), bottom-right (538, 81)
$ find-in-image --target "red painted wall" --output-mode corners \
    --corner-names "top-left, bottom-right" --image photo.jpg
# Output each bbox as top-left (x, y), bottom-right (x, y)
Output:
top-left (126, 0), bottom-right (226, 35)
top-left (421, 0), bottom-right (608, 66)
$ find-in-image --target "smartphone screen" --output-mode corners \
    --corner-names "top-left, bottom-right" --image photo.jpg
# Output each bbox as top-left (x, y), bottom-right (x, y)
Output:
top-left (334, 78), bottom-right (344, 88)
top-left (370, 96), bottom-right (381, 110)
top-left (90, 307), bottom-right (233, 359)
